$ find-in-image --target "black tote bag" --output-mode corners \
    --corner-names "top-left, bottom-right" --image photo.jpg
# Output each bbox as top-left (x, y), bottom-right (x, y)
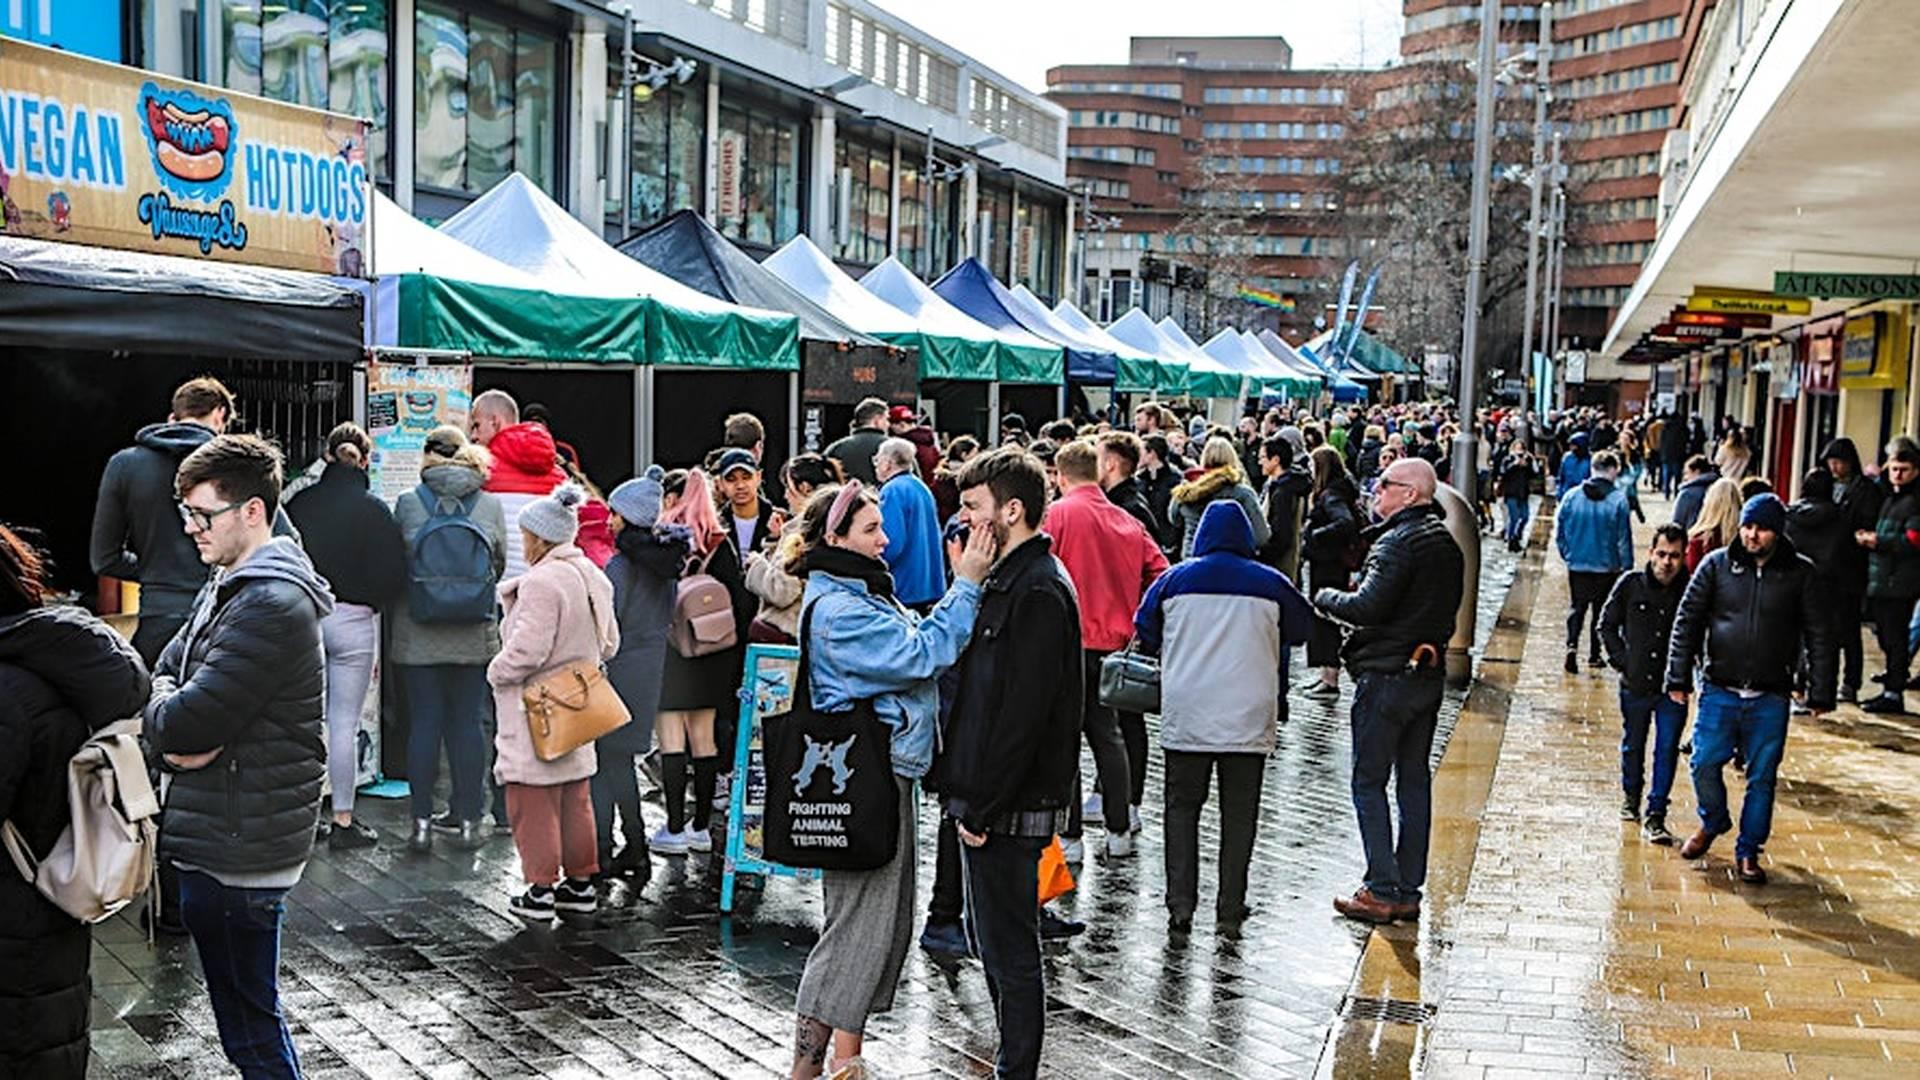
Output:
top-left (762, 603), bottom-right (900, 871)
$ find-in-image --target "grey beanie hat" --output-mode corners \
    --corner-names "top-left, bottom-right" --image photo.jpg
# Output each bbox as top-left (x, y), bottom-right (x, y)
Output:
top-left (609, 465), bottom-right (665, 527)
top-left (1278, 425), bottom-right (1308, 461)
top-left (520, 483), bottom-right (584, 545)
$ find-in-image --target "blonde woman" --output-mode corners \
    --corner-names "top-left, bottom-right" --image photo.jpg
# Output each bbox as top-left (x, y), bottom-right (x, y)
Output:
top-left (1686, 477), bottom-right (1744, 573)
top-left (1170, 436), bottom-right (1271, 559)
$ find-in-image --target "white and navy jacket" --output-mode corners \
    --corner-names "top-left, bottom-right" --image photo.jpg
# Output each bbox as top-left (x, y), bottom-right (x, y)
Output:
top-left (1134, 500), bottom-right (1316, 755)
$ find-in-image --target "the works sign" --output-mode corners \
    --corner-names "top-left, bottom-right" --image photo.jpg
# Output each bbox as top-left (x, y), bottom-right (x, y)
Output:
top-left (1773, 271), bottom-right (1920, 301)
top-left (0, 37), bottom-right (370, 276)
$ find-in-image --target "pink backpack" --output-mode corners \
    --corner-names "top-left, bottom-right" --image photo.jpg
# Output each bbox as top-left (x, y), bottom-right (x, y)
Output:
top-left (670, 547), bottom-right (738, 658)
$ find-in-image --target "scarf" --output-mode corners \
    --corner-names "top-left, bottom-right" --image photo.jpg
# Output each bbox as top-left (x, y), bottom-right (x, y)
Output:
top-left (801, 545), bottom-right (895, 602)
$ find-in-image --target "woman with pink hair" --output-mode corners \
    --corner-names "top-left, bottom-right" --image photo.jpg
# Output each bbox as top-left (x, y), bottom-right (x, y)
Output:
top-left (651, 469), bottom-right (753, 855)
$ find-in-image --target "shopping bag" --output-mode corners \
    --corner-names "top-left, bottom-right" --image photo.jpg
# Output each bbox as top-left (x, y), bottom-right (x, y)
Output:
top-left (1037, 836), bottom-right (1076, 904)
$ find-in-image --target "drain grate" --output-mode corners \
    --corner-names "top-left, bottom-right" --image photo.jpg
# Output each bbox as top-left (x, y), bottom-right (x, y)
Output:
top-left (1338, 995), bottom-right (1437, 1025)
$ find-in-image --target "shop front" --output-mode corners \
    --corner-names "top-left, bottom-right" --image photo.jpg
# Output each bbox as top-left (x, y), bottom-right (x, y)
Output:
top-left (1835, 310), bottom-right (1910, 463)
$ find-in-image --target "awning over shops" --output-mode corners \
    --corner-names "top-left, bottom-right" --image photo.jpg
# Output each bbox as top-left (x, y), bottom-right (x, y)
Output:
top-left (1049, 300), bottom-right (1166, 394)
top-left (933, 259), bottom-right (1111, 385)
top-left (764, 237), bottom-right (998, 381)
top-left (369, 192), bottom-right (652, 363)
top-left (861, 258), bottom-right (1063, 385)
top-left (0, 234), bottom-right (363, 362)
top-left (1270, 332), bottom-right (1366, 401)
top-left (1205, 330), bottom-right (1316, 399)
top-left (1154, 316), bottom-right (1247, 399)
top-left (439, 174), bottom-right (799, 370)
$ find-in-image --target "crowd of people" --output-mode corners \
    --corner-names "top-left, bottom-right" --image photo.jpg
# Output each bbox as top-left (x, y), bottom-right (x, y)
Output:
top-left (3, 376), bottom-right (1510, 1080)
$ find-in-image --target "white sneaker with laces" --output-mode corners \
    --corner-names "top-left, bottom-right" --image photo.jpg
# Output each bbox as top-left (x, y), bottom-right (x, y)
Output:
top-left (1106, 832), bottom-right (1135, 857)
top-left (651, 825), bottom-right (689, 855)
top-left (684, 826), bottom-right (713, 853)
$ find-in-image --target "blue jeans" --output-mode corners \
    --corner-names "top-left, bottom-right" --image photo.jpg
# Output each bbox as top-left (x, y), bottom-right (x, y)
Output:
top-left (177, 869), bottom-right (301, 1079)
top-left (1691, 685), bottom-right (1790, 860)
top-left (1502, 496), bottom-right (1530, 545)
top-left (398, 664), bottom-right (489, 822)
top-left (1349, 670), bottom-right (1444, 905)
top-left (1619, 690), bottom-right (1687, 818)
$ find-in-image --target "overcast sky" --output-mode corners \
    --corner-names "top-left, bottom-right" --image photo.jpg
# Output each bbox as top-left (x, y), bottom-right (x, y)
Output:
top-left (867, 0), bottom-right (1407, 93)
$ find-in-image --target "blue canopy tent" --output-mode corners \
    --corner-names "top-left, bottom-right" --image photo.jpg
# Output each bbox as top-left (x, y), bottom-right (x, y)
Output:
top-left (934, 259), bottom-right (1117, 387)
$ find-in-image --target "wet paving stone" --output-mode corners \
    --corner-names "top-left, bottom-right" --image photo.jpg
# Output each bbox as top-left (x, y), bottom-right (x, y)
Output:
top-left (87, 531), bottom-right (1526, 1078)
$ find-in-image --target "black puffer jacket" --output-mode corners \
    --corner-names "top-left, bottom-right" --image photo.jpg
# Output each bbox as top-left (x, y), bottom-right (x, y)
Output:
top-left (0, 607), bottom-right (149, 1079)
top-left (1868, 484), bottom-right (1920, 601)
top-left (1104, 475), bottom-right (1159, 539)
top-left (936, 536), bottom-right (1082, 836)
top-left (1666, 535), bottom-right (1833, 709)
top-left (284, 463), bottom-right (406, 608)
top-left (1315, 502), bottom-right (1464, 674)
top-left (146, 537), bottom-right (333, 876)
top-left (1303, 476), bottom-right (1363, 592)
top-left (1599, 565), bottom-right (1687, 695)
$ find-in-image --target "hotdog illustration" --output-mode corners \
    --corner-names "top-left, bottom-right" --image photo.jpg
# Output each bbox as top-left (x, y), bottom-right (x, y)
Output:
top-left (137, 84), bottom-right (239, 199)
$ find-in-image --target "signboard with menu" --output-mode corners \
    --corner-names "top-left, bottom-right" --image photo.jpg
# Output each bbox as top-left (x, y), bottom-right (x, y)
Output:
top-left (366, 360), bottom-right (474, 504)
top-left (0, 37), bottom-right (370, 275)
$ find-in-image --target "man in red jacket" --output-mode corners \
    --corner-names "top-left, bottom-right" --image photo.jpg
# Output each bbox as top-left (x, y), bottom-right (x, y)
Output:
top-left (1043, 440), bottom-right (1168, 859)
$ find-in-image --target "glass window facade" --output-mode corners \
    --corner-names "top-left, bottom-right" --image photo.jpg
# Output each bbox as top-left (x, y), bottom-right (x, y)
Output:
top-left (414, 2), bottom-right (559, 196)
top-left (630, 81), bottom-right (705, 227)
top-left (978, 182), bottom-right (1013, 280)
top-left (898, 161), bottom-right (958, 279)
top-left (137, 0), bottom-right (392, 178)
top-left (717, 102), bottom-right (803, 247)
top-left (834, 138), bottom-right (892, 265)
top-left (1016, 195), bottom-right (1063, 301)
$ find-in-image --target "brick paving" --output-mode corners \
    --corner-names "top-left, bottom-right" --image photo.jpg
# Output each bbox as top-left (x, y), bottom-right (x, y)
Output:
top-left (86, 529), bottom-right (1524, 1078)
top-left (1410, 492), bottom-right (1920, 1079)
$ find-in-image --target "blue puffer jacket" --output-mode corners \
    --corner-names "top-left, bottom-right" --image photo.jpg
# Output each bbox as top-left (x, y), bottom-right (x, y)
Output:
top-left (1555, 476), bottom-right (1635, 573)
top-left (801, 568), bottom-right (981, 779)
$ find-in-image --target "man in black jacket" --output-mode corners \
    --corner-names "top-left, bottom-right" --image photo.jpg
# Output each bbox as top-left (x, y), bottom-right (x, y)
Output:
top-left (1858, 440), bottom-right (1920, 714)
top-left (1314, 458), bottom-right (1464, 925)
top-left (940, 448), bottom-right (1081, 1080)
top-left (1258, 434), bottom-right (1314, 581)
top-left (1822, 437), bottom-right (1882, 701)
top-left (1658, 412), bottom-right (1690, 498)
top-left (823, 397), bottom-right (889, 486)
top-left (1137, 435), bottom-right (1181, 556)
top-left (1598, 523), bottom-right (1690, 845)
top-left (145, 435), bottom-right (332, 1078)
top-left (1667, 493), bottom-right (1831, 885)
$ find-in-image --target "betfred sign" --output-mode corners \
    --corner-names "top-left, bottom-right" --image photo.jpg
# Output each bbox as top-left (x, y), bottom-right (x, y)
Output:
top-left (1669, 309), bottom-right (1772, 329)
top-left (0, 38), bottom-right (370, 275)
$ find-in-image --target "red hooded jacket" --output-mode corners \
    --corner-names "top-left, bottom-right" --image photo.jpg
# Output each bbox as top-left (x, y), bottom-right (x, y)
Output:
top-left (485, 423), bottom-right (567, 495)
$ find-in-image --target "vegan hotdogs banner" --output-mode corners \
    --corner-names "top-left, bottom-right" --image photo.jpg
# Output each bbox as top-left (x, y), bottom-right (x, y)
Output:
top-left (0, 37), bottom-right (369, 276)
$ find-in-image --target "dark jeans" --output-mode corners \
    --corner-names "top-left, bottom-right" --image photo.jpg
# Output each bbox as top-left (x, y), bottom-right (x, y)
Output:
top-left (1566, 571), bottom-right (1618, 656)
top-left (591, 739), bottom-right (648, 865)
top-left (1349, 670), bottom-right (1444, 905)
top-left (397, 664), bottom-right (489, 822)
top-left (177, 868), bottom-right (300, 1079)
top-left (1163, 750), bottom-right (1265, 920)
top-left (1831, 589), bottom-right (1864, 692)
top-left (1691, 685), bottom-right (1790, 860)
top-left (1064, 651), bottom-right (1133, 837)
top-left (928, 806), bottom-right (964, 923)
top-left (1116, 710), bottom-right (1148, 807)
top-left (960, 832), bottom-right (1048, 1080)
top-left (1871, 596), bottom-right (1914, 694)
top-left (1620, 690), bottom-right (1687, 819)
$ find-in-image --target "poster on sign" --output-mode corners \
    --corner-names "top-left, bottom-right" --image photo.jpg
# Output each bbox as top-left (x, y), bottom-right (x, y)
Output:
top-left (721, 644), bottom-right (817, 912)
top-left (0, 36), bottom-right (370, 275)
top-left (366, 361), bottom-right (473, 504)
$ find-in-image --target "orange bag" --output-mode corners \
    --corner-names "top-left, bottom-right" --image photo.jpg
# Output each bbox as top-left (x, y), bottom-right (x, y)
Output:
top-left (1037, 836), bottom-right (1076, 904)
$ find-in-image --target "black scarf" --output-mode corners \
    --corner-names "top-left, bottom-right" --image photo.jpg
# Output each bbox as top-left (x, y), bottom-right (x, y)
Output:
top-left (800, 545), bottom-right (895, 602)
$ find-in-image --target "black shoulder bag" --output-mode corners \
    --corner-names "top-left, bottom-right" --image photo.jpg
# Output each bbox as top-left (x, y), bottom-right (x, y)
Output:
top-left (762, 602), bottom-right (900, 871)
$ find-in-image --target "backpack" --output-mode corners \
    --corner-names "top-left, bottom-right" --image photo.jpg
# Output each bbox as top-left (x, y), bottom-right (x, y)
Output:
top-left (408, 484), bottom-right (498, 623)
top-left (2, 717), bottom-right (158, 924)
top-left (670, 546), bottom-right (739, 659)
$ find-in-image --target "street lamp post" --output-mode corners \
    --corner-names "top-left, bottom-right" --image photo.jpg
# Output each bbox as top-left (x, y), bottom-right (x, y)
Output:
top-left (1519, 3), bottom-right (1553, 408)
top-left (1451, 0), bottom-right (1500, 492)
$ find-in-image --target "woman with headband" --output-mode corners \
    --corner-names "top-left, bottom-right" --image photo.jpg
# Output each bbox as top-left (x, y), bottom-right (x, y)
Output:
top-left (785, 482), bottom-right (996, 1080)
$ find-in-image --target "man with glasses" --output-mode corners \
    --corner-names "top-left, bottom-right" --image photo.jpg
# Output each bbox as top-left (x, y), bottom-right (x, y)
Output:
top-left (146, 434), bottom-right (333, 1077)
top-left (1314, 458), bottom-right (1464, 924)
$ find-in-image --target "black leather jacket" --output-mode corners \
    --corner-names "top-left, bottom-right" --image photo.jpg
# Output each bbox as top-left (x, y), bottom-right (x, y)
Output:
top-left (1665, 535), bottom-right (1834, 708)
top-left (935, 535), bottom-right (1082, 835)
top-left (1314, 502), bottom-right (1464, 674)
top-left (1599, 565), bottom-right (1686, 695)
top-left (146, 538), bottom-right (333, 877)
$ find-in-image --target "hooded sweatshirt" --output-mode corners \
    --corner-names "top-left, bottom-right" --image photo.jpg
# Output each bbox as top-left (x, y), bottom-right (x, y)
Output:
top-left (1135, 500), bottom-right (1315, 754)
top-left (1822, 437), bottom-right (1882, 590)
top-left (1555, 434), bottom-right (1592, 496)
top-left (484, 422), bottom-right (567, 581)
top-left (1555, 474), bottom-right (1634, 573)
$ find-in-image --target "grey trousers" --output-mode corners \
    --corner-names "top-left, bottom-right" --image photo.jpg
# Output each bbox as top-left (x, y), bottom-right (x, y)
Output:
top-left (793, 777), bottom-right (917, 1033)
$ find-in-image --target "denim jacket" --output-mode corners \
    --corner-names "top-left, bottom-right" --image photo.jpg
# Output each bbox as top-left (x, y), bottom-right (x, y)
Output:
top-left (801, 570), bottom-right (982, 779)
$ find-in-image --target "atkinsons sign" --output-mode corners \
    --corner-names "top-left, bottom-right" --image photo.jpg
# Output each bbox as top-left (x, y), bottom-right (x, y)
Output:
top-left (0, 37), bottom-right (369, 276)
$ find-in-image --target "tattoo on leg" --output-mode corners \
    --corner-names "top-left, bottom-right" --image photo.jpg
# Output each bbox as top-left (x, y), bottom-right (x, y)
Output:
top-left (794, 1016), bottom-right (831, 1068)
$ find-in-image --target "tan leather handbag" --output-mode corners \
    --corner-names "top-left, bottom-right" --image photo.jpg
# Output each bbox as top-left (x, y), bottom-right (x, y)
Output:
top-left (521, 562), bottom-right (630, 762)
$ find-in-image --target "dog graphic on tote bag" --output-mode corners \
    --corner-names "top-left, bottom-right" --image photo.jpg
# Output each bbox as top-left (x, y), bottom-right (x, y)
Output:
top-left (792, 735), bottom-right (857, 796)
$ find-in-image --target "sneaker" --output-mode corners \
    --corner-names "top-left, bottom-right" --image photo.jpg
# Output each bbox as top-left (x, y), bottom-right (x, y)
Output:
top-left (920, 918), bottom-right (971, 957)
top-left (1082, 792), bottom-right (1104, 820)
top-left (408, 819), bottom-right (433, 854)
top-left (651, 825), bottom-right (689, 855)
top-left (429, 810), bottom-right (463, 833)
top-left (491, 814), bottom-right (513, 836)
top-left (826, 1055), bottom-right (877, 1080)
top-left (1039, 907), bottom-right (1086, 940)
top-left (1861, 692), bottom-right (1907, 714)
top-left (553, 878), bottom-right (598, 915)
top-left (1105, 832), bottom-right (1135, 857)
top-left (1564, 650), bottom-right (1579, 675)
top-left (608, 843), bottom-right (651, 879)
top-left (1304, 680), bottom-right (1340, 698)
top-left (1620, 794), bottom-right (1639, 822)
top-left (1059, 837), bottom-right (1084, 863)
top-left (683, 826), bottom-right (713, 853)
top-left (1129, 805), bottom-right (1143, 835)
top-left (1791, 700), bottom-right (1813, 716)
top-left (327, 819), bottom-right (379, 850)
top-left (1642, 816), bottom-right (1674, 846)
top-left (510, 886), bottom-right (555, 923)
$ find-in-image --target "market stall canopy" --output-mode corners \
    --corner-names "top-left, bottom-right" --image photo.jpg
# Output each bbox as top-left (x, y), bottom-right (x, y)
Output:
top-left (1263, 330), bottom-right (1366, 401)
top-left (763, 237), bottom-right (996, 382)
top-left (0, 234), bottom-right (363, 362)
top-left (1204, 329), bottom-right (1316, 399)
top-left (439, 174), bottom-right (799, 370)
top-left (1047, 299), bottom-right (1165, 394)
top-left (1154, 316), bottom-right (1246, 399)
top-left (618, 211), bottom-right (883, 348)
top-left (860, 258), bottom-right (1062, 385)
top-left (933, 259), bottom-right (1111, 385)
top-left (1240, 330), bottom-right (1328, 399)
top-left (1101, 309), bottom-right (1191, 397)
top-left (1302, 328), bottom-right (1385, 383)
